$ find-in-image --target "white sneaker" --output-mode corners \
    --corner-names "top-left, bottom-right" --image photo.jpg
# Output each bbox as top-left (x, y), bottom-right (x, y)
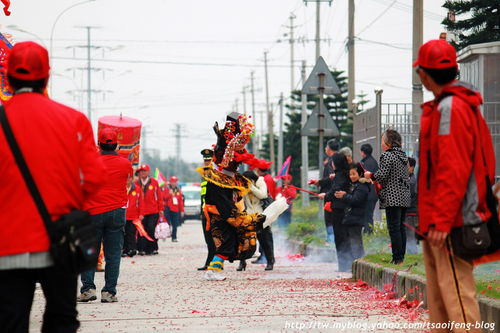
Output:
top-left (204, 270), bottom-right (226, 281)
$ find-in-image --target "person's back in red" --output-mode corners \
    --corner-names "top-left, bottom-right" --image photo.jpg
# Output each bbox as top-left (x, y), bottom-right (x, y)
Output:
top-left (85, 151), bottom-right (132, 215)
top-left (0, 87), bottom-right (104, 257)
top-left (0, 41), bottom-right (104, 333)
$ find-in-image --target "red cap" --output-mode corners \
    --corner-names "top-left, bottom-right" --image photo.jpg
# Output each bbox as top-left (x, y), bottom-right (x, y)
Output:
top-left (98, 128), bottom-right (117, 144)
top-left (137, 164), bottom-right (150, 172)
top-left (169, 176), bottom-right (178, 182)
top-left (413, 39), bottom-right (457, 69)
top-left (7, 41), bottom-right (50, 81)
top-left (282, 174), bottom-right (292, 181)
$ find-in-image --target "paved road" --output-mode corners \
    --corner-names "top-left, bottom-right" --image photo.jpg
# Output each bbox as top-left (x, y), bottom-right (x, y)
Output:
top-left (30, 220), bottom-right (428, 332)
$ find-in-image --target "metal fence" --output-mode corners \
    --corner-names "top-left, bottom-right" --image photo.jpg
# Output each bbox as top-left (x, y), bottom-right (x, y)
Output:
top-left (483, 102), bottom-right (500, 176)
top-left (380, 103), bottom-right (419, 158)
top-left (355, 100), bottom-right (500, 177)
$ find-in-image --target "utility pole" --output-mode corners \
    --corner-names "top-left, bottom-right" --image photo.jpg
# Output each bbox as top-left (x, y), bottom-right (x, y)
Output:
top-left (315, 0), bottom-right (321, 59)
top-left (304, 0), bottom-right (332, 60)
top-left (172, 123), bottom-right (187, 176)
top-left (288, 13), bottom-right (297, 93)
top-left (301, 60), bottom-right (310, 207)
top-left (67, 26), bottom-right (110, 126)
top-left (140, 125), bottom-right (153, 162)
top-left (242, 86), bottom-right (247, 115)
top-left (264, 51), bottom-right (275, 174)
top-left (412, 0), bottom-right (424, 111)
top-left (86, 26), bottom-right (92, 122)
top-left (278, 92), bottom-right (284, 175)
top-left (348, 0), bottom-right (355, 115)
top-left (250, 71), bottom-right (258, 157)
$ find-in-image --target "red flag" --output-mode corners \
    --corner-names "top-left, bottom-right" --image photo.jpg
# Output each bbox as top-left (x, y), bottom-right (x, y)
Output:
top-left (2, 0), bottom-right (10, 16)
top-left (132, 219), bottom-right (155, 242)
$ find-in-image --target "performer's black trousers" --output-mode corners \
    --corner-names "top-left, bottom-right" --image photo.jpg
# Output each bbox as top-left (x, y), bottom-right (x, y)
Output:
top-left (201, 216), bottom-right (216, 266)
top-left (257, 226), bottom-right (275, 264)
top-left (137, 213), bottom-right (159, 254)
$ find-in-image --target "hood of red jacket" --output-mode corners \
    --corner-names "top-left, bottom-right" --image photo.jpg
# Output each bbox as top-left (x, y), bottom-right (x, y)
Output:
top-left (440, 81), bottom-right (483, 109)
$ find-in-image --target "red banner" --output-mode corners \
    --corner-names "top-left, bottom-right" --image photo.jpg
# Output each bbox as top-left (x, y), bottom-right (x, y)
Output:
top-left (132, 219), bottom-right (155, 242)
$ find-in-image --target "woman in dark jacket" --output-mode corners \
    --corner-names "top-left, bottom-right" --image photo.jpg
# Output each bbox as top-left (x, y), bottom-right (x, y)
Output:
top-left (320, 153), bottom-right (351, 272)
top-left (335, 163), bottom-right (369, 269)
top-left (366, 129), bottom-right (410, 264)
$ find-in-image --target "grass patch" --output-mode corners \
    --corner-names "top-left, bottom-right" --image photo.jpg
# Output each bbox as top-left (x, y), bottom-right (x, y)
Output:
top-left (286, 199), bottom-right (327, 246)
top-left (362, 253), bottom-right (500, 300)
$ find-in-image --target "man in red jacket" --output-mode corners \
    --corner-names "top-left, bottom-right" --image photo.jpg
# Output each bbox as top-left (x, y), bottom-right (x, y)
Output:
top-left (165, 176), bottom-right (185, 242)
top-left (0, 42), bottom-right (104, 333)
top-left (136, 164), bottom-right (164, 254)
top-left (123, 174), bottom-right (142, 257)
top-left (415, 39), bottom-right (496, 330)
top-left (78, 128), bottom-right (132, 303)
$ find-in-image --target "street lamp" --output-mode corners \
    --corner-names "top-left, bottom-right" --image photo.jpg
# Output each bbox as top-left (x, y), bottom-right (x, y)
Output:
top-left (49, 0), bottom-right (96, 95)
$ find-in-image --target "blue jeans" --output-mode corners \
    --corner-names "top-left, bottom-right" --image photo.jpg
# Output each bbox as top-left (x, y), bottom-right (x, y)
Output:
top-left (81, 208), bottom-right (126, 296)
top-left (168, 211), bottom-right (181, 240)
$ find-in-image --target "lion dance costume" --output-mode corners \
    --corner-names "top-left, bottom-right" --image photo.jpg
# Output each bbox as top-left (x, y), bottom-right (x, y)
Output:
top-left (198, 112), bottom-right (287, 281)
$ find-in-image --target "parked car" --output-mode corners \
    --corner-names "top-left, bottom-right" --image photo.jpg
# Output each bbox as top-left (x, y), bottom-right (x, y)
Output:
top-left (181, 185), bottom-right (201, 219)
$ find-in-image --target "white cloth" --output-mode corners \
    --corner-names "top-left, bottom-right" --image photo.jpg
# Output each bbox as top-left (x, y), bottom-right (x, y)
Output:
top-left (244, 177), bottom-right (268, 214)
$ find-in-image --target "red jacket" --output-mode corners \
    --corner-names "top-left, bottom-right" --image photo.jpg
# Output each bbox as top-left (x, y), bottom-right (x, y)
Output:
top-left (126, 183), bottom-right (142, 220)
top-left (137, 177), bottom-right (164, 215)
top-left (263, 173), bottom-right (277, 199)
top-left (164, 185), bottom-right (184, 213)
top-left (417, 81), bottom-right (496, 234)
top-left (0, 93), bottom-right (104, 256)
top-left (85, 152), bottom-right (132, 215)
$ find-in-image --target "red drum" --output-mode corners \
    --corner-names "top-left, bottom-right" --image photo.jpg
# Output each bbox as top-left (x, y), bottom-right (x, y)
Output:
top-left (98, 115), bottom-right (142, 166)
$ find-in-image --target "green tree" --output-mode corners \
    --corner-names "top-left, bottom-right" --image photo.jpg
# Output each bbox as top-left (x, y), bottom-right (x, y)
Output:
top-left (442, 0), bottom-right (500, 50)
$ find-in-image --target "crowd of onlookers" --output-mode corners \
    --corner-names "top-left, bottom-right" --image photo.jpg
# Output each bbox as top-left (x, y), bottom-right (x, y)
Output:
top-left (314, 129), bottom-right (418, 271)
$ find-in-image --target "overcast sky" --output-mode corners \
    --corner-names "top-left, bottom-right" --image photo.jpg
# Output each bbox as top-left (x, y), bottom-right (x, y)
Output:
top-left (2, 0), bottom-right (447, 163)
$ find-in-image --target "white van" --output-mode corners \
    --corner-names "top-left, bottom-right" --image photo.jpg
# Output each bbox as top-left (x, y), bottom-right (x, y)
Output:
top-left (181, 185), bottom-right (201, 219)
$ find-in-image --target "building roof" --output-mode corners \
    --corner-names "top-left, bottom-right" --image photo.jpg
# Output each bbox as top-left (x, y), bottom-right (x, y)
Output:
top-left (457, 41), bottom-right (500, 62)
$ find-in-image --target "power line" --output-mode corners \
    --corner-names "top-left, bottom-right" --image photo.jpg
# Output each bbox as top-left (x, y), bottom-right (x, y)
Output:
top-left (52, 56), bottom-right (309, 68)
top-left (357, 0), bottom-right (398, 36)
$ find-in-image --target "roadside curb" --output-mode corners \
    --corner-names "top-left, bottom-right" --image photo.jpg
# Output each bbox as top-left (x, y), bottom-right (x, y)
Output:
top-left (352, 259), bottom-right (500, 327)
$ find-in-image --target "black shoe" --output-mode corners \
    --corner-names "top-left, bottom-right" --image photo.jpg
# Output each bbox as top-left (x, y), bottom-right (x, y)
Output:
top-left (138, 251), bottom-right (145, 256)
top-left (197, 266), bottom-right (208, 271)
top-left (264, 259), bottom-right (275, 271)
top-left (236, 261), bottom-right (247, 271)
top-left (121, 252), bottom-right (127, 258)
top-left (152, 250), bottom-right (159, 255)
top-left (127, 250), bottom-right (137, 257)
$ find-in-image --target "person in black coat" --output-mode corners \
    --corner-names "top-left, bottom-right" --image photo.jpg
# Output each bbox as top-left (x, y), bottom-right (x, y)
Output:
top-left (312, 139), bottom-right (339, 244)
top-left (360, 143), bottom-right (379, 234)
top-left (319, 153), bottom-right (351, 272)
top-left (366, 129), bottom-right (410, 265)
top-left (334, 163), bottom-right (369, 269)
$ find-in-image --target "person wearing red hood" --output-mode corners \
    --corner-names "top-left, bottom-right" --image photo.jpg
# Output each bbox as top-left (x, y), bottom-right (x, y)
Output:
top-left (0, 42), bottom-right (104, 333)
top-left (165, 176), bottom-right (184, 242)
top-left (136, 164), bottom-right (164, 255)
top-left (415, 39), bottom-right (496, 331)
